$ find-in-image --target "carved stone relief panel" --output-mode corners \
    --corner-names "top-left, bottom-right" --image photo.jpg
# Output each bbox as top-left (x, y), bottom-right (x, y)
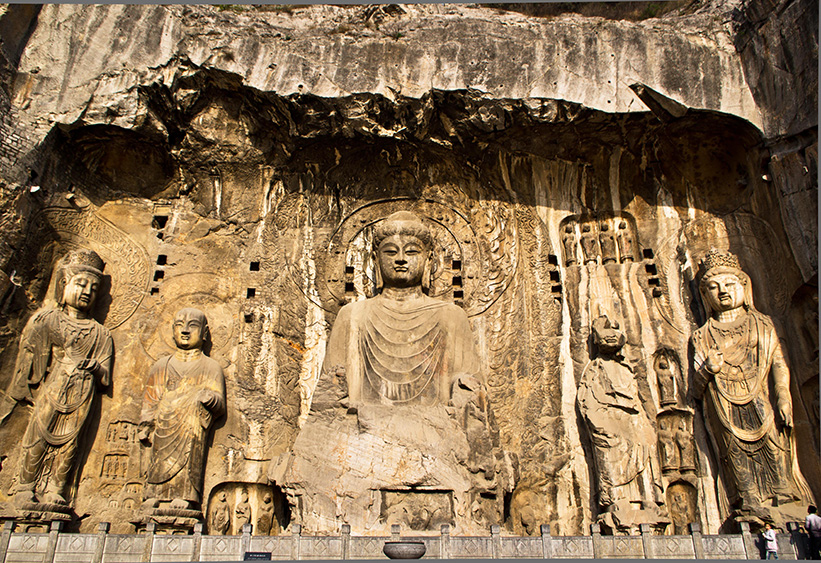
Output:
top-left (206, 483), bottom-right (287, 536)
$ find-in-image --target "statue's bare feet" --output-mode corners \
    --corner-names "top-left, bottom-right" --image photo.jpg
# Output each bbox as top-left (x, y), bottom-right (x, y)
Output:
top-left (42, 491), bottom-right (67, 505)
top-left (14, 490), bottom-right (36, 506)
top-left (170, 498), bottom-right (190, 510)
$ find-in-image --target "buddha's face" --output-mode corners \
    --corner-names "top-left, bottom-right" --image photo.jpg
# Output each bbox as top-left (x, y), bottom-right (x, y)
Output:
top-left (63, 272), bottom-right (100, 313)
top-left (704, 272), bottom-right (745, 312)
top-left (377, 233), bottom-right (429, 288)
top-left (173, 311), bottom-right (205, 350)
top-left (592, 317), bottom-right (625, 354)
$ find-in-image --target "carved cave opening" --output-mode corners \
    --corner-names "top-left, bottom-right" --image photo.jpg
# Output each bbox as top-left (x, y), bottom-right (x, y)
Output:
top-left (0, 67), bottom-right (817, 537)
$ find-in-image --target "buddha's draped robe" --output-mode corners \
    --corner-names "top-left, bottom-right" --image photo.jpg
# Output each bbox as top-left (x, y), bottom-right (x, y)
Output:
top-left (324, 294), bottom-right (481, 406)
top-left (140, 355), bottom-right (225, 504)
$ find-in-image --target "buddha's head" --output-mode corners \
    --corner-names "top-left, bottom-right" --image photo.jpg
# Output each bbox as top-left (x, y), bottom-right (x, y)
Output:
top-left (172, 307), bottom-right (210, 351)
top-left (591, 315), bottom-right (625, 356)
top-left (55, 249), bottom-right (105, 315)
top-left (698, 248), bottom-right (753, 317)
top-left (373, 211), bottom-right (433, 291)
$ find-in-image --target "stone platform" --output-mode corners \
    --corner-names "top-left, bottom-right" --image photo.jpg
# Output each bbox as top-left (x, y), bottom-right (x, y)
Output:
top-left (0, 520), bottom-right (813, 561)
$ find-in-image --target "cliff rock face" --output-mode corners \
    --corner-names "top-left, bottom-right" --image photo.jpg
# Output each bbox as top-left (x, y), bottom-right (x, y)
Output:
top-left (0, 1), bottom-right (816, 537)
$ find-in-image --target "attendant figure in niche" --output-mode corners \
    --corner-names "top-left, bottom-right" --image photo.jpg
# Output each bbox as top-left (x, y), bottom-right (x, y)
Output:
top-left (580, 223), bottom-right (600, 264)
top-left (577, 315), bottom-right (667, 532)
top-left (139, 308), bottom-right (226, 511)
top-left (256, 492), bottom-right (276, 535)
top-left (675, 418), bottom-right (696, 472)
top-left (210, 491), bottom-right (231, 535)
top-left (655, 353), bottom-right (678, 407)
top-left (8, 249), bottom-right (113, 507)
top-left (562, 224), bottom-right (578, 266)
top-left (599, 221), bottom-right (618, 264)
top-left (617, 221), bottom-right (635, 262)
top-left (235, 488), bottom-right (251, 533)
top-left (691, 249), bottom-right (812, 519)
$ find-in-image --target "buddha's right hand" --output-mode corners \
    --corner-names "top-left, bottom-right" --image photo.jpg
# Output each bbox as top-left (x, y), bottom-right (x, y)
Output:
top-left (705, 349), bottom-right (724, 374)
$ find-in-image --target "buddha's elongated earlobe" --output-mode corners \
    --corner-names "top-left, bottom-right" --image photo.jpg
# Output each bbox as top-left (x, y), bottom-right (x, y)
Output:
top-left (374, 253), bottom-right (383, 293)
top-left (422, 251), bottom-right (432, 293)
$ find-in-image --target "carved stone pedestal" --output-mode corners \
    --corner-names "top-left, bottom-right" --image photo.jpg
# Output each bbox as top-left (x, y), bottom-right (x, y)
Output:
top-left (0, 502), bottom-right (74, 533)
top-left (133, 508), bottom-right (204, 535)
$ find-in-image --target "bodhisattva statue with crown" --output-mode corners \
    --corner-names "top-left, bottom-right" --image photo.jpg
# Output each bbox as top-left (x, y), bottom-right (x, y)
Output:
top-left (3, 249), bottom-right (113, 517)
top-left (691, 248), bottom-right (813, 526)
top-left (273, 211), bottom-right (512, 534)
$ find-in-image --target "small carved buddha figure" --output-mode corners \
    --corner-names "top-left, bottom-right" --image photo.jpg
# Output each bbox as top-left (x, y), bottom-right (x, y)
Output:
top-left (675, 418), bottom-right (696, 473)
top-left (655, 353), bottom-right (678, 407)
top-left (616, 221), bottom-right (635, 262)
top-left (691, 249), bottom-right (811, 517)
top-left (139, 308), bottom-right (226, 512)
top-left (599, 221), bottom-right (618, 264)
top-left (657, 416), bottom-right (680, 472)
top-left (210, 491), bottom-right (231, 535)
top-left (577, 315), bottom-right (667, 531)
top-left (8, 249), bottom-right (113, 507)
top-left (580, 223), bottom-right (600, 264)
top-left (562, 224), bottom-right (578, 266)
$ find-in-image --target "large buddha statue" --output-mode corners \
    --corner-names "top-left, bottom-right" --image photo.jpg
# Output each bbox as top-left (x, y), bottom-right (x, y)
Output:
top-left (274, 211), bottom-right (512, 534)
top-left (691, 249), bottom-right (812, 525)
top-left (6, 249), bottom-right (113, 508)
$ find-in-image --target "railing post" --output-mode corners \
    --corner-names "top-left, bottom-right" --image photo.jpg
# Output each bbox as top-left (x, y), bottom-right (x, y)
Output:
top-left (143, 522), bottom-right (156, 562)
top-left (341, 524), bottom-right (350, 560)
top-left (740, 522), bottom-right (756, 559)
top-left (689, 522), bottom-right (705, 559)
top-left (191, 522), bottom-right (203, 562)
top-left (92, 522), bottom-right (110, 563)
top-left (540, 524), bottom-right (553, 559)
top-left (391, 524), bottom-right (400, 541)
top-left (591, 523), bottom-right (603, 559)
top-left (241, 523), bottom-right (252, 557)
top-left (491, 525), bottom-right (501, 559)
top-left (787, 521), bottom-right (806, 559)
top-left (0, 521), bottom-right (15, 563)
top-left (44, 521), bottom-right (63, 563)
top-left (291, 523), bottom-right (301, 561)
top-left (640, 523), bottom-right (652, 559)
top-left (440, 524), bottom-right (450, 560)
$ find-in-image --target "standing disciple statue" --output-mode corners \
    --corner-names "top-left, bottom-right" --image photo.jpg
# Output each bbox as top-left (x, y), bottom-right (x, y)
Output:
top-left (577, 315), bottom-right (667, 533)
top-left (7, 249), bottom-right (113, 507)
top-left (599, 221), bottom-right (618, 264)
top-left (139, 308), bottom-right (226, 512)
top-left (580, 223), bottom-right (600, 264)
top-left (691, 249), bottom-right (811, 522)
top-left (617, 221), bottom-right (635, 262)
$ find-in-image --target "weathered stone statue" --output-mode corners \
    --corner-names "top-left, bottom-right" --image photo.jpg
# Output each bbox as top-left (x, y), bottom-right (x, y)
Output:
top-left (562, 225), bottom-right (578, 266)
top-left (577, 315), bottom-right (667, 533)
top-left (617, 221), bottom-right (635, 262)
top-left (7, 249), bottom-right (113, 508)
top-left (580, 223), bottom-right (599, 264)
top-left (275, 211), bottom-right (511, 534)
top-left (599, 221), bottom-right (618, 264)
top-left (691, 249), bottom-right (811, 523)
top-left (234, 489), bottom-right (251, 532)
top-left (139, 308), bottom-right (226, 514)
top-left (210, 491), bottom-right (231, 535)
top-left (655, 353), bottom-right (678, 407)
top-left (256, 492), bottom-right (275, 535)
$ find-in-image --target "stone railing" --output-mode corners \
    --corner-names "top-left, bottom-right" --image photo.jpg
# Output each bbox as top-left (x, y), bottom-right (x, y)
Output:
top-left (0, 521), bottom-right (812, 561)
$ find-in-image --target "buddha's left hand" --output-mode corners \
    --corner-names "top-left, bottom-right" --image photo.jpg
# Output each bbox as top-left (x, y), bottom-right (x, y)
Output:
top-left (777, 401), bottom-right (793, 428)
